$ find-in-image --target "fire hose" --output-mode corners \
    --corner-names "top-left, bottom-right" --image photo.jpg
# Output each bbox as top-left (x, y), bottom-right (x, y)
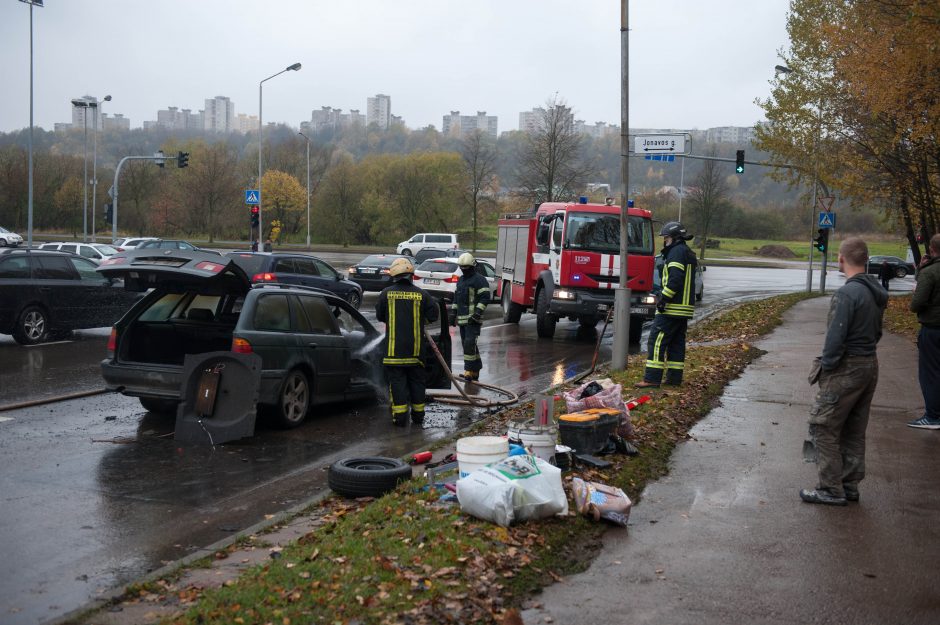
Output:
top-left (423, 329), bottom-right (518, 408)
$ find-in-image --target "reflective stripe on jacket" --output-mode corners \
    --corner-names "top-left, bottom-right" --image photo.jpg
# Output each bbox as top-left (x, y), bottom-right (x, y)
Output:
top-left (376, 280), bottom-right (439, 366)
top-left (659, 240), bottom-right (697, 319)
top-left (450, 272), bottom-right (490, 325)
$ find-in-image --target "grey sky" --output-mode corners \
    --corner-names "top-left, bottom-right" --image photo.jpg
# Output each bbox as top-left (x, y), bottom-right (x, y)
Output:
top-left (3, 0), bottom-right (791, 134)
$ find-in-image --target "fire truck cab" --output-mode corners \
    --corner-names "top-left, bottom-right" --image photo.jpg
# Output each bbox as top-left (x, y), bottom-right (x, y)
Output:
top-left (495, 198), bottom-right (657, 343)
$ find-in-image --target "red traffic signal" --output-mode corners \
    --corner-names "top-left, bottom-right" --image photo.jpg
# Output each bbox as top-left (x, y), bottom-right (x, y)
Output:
top-left (250, 206), bottom-right (259, 214)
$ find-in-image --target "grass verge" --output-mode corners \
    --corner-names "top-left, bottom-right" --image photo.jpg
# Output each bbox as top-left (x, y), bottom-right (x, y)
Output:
top-left (884, 293), bottom-right (917, 342)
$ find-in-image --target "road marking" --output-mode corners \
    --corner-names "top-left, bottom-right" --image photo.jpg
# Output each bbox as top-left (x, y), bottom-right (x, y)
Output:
top-left (0, 417), bottom-right (13, 423)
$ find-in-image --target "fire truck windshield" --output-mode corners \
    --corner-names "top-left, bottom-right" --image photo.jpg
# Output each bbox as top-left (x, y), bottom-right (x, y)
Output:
top-left (564, 212), bottom-right (653, 255)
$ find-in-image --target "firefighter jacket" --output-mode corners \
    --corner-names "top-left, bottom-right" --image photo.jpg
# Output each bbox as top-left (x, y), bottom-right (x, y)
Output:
top-left (451, 270), bottom-right (490, 326)
top-left (658, 239), bottom-right (697, 319)
top-left (376, 279), bottom-right (439, 366)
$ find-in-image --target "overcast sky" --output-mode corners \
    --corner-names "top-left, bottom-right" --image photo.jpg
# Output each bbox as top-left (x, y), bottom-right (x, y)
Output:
top-left (2, 0), bottom-right (792, 134)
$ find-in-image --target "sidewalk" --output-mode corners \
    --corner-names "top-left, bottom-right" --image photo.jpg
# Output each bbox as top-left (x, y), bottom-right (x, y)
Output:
top-left (523, 296), bottom-right (940, 625)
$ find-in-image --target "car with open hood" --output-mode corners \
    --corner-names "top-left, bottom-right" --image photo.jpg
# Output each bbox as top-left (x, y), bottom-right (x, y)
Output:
top-left (97, 250), bottom-right (451, 429)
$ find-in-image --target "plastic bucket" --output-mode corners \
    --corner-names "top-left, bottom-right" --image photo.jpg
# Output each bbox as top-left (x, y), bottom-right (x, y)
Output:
top-left (507, 420), bottom-right (558, 463)
top-left (456, 436), bottom-right (509, 478)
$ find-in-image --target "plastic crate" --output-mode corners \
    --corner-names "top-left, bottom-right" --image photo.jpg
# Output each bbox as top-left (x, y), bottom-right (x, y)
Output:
top-left (558, 411), bottom-right (619, 454)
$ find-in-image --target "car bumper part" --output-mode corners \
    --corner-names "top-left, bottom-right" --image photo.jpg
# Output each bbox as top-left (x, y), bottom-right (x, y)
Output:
top-left (551, 290), bottom-right (656, 319)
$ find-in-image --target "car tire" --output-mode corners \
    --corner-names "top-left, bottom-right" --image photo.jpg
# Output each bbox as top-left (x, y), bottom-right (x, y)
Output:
top-left (327, 457), bottom-right (412, 498)
top-left (579, 315), bottom-right (598, 328)
top-left (273, 368), bottom-right (311, 428)
top-left (0, 238), bottom-right (7, 247)
top-left (12, 305), bottom-right (49, 345)
top-left (139, 397), bottom-right (178, 415)
top-left (401, 248), bottom-right (413, 257)
top-left (629, 316), bottom-right (645, 344)
top-left (535, 288), bottom-right (556, 339)
top-left (501, 282), bottom-right (523, 324)
top-left (895, 267), bottom-right (908, 279)
top-left (346, 290), bottom-right (362, 309)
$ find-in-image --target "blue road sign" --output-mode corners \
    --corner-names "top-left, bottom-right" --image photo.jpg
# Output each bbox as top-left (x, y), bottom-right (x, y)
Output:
top-left (818, 212), bottom-right (836, 229)
top-left (645, 154), bottom-right (676, 162)
top-left (245, 190), bottom-right (259, 205)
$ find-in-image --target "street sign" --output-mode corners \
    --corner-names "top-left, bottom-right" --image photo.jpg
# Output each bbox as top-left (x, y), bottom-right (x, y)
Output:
top-left (245, 190), bottom-right (259, 205)
top-left (816, 196), bottom-right (834, 211)
top-left (645, 154), bottom-right (676, 162)
top-left (634, 133), bottom-right (690, 155)
top-left (818, 212), bottom-right (836, 229)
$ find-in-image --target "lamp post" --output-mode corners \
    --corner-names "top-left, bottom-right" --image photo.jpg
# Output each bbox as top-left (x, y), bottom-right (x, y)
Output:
top-left (71, 98), bottom-right (90, 242)
top-left (19, 0), bottom-right (44, 249)
top-left (299, 131), bottom-right (311, 248)
top-left (611, 0), bottom-right (631, 371)
top-left (258, 62), bottom-right (301, 246)
top-left (90, 95), bottom-right (111, 242)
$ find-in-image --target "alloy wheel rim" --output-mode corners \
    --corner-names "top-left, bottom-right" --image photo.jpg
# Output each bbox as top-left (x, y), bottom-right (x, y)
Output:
top-left (283, 374), bottom-right (308, 422)
top-left (25, 311), bottom-right (44, 340)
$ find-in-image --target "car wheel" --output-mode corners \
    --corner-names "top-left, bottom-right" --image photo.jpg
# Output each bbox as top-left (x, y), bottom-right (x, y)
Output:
top-left (895, 267), bottom-right (908, 278)
top-left (327, 457), bottom-right (412, 498)
top-left (139, 397), bottom-right (178, 415)
top-left (12, 305), bottom-right (49, 345)
top-left (401, 248), bottom-right (413, 257)
top-left (346, 290), bottom-right (362, 309)
top-left (629, 316), bottom-right (644, 344)
top-left (535, 288), bottom-right (556, 339)
top-left (501, 282), bottom-right (523, 324)
top-left (273, 369), bottom-right (311, 428)
top-left (0, 238), bottom-right (7, 247)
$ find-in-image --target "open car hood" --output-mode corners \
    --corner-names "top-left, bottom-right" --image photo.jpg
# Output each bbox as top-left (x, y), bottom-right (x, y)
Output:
top-left (96, 249), bottom-right (251, 293)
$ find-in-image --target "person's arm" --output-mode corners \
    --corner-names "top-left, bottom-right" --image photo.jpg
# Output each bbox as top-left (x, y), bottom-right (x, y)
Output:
top-left (423, 292), bottom-right (439, 323)
top-left (661, 250), bottom-right (687, 303)
top-left (910, 268), bottom-right (934, 313)
top-left (821, 291), bottom-right (850, 369)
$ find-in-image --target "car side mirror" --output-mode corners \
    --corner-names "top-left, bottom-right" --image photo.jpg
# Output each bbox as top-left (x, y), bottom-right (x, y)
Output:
top-left (536, 224), bottom-right (550, 246)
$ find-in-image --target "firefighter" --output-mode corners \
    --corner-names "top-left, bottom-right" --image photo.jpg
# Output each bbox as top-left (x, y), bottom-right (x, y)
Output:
top-left (636, 221), bottom-right (698, 388)
top-left (450, 252), bottom-right (490, 381)
top-left (375, 257), bottom-right (439, 426)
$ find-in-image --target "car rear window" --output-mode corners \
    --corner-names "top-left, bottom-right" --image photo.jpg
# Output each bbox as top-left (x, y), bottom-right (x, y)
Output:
top-left (0, 256), bottom-right (30, 278)
top-left (360, 255), bottom-right (394, 266)
top-left (418, 260), bottom-right (458, 272)
top-left (227, 253), bottom-right (267, 276)
top-left (36, 256), bottom-right (76, 279)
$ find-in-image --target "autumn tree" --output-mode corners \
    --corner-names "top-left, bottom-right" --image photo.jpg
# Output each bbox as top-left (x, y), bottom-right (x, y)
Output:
top-left (174, 140), bottom-right (240, 242)
top-left (260, 170), bottom-right (305, 242)
top-left (460, 130), bottom-right (498, 253)
top-left (686, 154), bottom-right (730, 261)
top-left (316, 154), bottom-right (366, 247)
top-left (52, 177), bottom-right (84, 237)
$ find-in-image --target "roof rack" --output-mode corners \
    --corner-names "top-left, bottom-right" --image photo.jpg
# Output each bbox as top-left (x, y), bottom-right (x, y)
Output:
top-left (251, 282), bottom-right (336, 298)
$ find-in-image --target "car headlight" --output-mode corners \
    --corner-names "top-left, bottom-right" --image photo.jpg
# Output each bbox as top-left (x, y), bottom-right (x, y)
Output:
top-left (554, 289), bottom-right (576, 300)
top-left (641, 295), bottom-right (657, 305)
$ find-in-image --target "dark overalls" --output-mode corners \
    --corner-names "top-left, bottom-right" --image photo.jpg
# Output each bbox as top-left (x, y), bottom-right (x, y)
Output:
top-left (451, 267), bottom-right (490, 379)
top-left (376, 278), bottom-right (439, 426)
top-left (643, 240), bottom-right (697, 385)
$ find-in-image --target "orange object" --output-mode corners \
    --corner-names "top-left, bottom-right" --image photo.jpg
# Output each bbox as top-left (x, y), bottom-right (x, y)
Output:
top-left (559, 413), bottom-right (600, 423)
top-left (410, 451), bottom-right (433, 464)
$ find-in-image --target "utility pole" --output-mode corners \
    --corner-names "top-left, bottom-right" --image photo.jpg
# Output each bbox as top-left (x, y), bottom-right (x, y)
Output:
top-left (612, 0), bottom-right (631, 371)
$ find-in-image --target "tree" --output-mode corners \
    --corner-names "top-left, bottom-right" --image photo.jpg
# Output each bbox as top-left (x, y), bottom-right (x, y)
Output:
top-left (52, 177), bottom-right (83, 237)
top-left (460, 130), bottom-right (499, 253)
top-left (176, 140), bottom-right (239, 243)
top-left (119, 160), bottom-right (160, 236)
top-left (260, 170), bottom-right (305, 242)
top-left (686, 154), bottom-right (730, 261)
top-left (515, 95), bottom-right (595, 202)
top-left (316, 154), bottom-right (365, 247)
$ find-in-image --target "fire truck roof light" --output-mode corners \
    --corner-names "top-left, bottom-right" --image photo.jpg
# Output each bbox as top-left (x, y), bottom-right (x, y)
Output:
top-left (578, 196), bottom-right (588, 204)
top-left (627, 199), bottom-right (634, 207)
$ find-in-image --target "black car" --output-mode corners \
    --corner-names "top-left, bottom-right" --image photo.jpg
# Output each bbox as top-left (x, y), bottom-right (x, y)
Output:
top-left (97, 250), bottom-right (452, 429)
top-left (226, 252), bottom-right (363, 308)
top-left (347, 254), bottom-right (414, 292)
top-left (136, 239), bottom-right (221, 255)
top-left (866, 255), bottom-right (915, 279)
top-left (0, 248), bottom-right (141, 344)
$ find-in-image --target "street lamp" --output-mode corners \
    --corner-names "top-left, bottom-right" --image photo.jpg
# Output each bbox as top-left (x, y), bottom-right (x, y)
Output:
top-left (299, 131), bottom-right (311, 248)
top-left (90, 95), bottom-right (111, 242)
top-left (258, 62), bottom-right (301, 246)
top-left (19, 0), bottom-right (44, 249)
top-left (71, 98), bottom-right (90, 242)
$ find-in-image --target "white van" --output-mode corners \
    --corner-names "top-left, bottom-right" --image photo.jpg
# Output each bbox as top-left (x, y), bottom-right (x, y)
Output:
top-left (396, 233), bottom-right (459, 257)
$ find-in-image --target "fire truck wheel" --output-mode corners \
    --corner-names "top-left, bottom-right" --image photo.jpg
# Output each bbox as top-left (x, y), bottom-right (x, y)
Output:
top-left (629, 316), bottom-right (644, 344)
top-left (501, 283), bottom-right (523, 323)
top-left (535, 288), bottom-right (556, 338)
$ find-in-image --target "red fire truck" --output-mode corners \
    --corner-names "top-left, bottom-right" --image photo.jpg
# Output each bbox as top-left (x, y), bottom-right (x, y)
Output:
top-left (495, 198), bottom-right (657, 343)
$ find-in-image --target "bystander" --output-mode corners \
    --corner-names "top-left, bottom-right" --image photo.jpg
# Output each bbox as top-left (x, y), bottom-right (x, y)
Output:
top-left (908, 234), bottom-right (940, 430)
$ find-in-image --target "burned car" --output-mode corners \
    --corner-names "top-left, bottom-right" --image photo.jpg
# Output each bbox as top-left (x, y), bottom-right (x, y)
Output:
top-left (97, 250), bottom-right (450, 429)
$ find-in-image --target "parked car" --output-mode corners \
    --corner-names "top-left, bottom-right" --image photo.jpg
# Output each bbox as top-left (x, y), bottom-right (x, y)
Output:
top-left (413, 258), bottom-right (497, 301)
top-left (38, 242), bottom-right (119, 265)
top-left (652, 256), bottom-right (704, 302)
top-left (396, 233), bottom-right (458, 257)
top-left (0, 226), bottom-right (23, 247)
top-left (97, 249), bottom-right (451, 428)
top-left (411, 247), bottom-right (468, 265)
top-left (113, 236), bottom-right (159, 251)
top-left (225, 251), bottom-right (363, 308)
top-left (347, 254), bottom-right (415, 292)
top-left (866, 255), bottom-right (915, 279)
top-left (0, 248), bottom-right (142, 345)
top-left (136, 239), bottom-right (221, 255)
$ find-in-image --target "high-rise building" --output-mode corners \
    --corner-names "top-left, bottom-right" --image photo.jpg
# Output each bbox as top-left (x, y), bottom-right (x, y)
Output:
top-left (234, 113), bottom-right (258, 133)
top-left (70, 95), bottom-right (102, 129)
top-left (102, 113), bottom-right (130, 132)
top-left (367, 94), bottom-right (391, 130)
top-left (518, 104), bottom-right (573, 134)
top-left (204, 96), bottom-right (235, 132)
top-left (442, 111), bottom-right (498, 139)
top-left (704, 126), bottom-right (755, 144)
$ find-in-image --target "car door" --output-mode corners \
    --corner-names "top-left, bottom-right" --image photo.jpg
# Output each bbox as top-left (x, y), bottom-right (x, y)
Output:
top-left (271, 257), bottom-right (300, 285)
top-left (291, 257), bottom-right (322, 289)
top-left (242, 292), bottom-right (301, 392)
top-left (477, 261), bottom-right (498, 298)
top-left (33, 255), bottom-right (83, 328)
top-left (292, 294), bottom-right (350, 397)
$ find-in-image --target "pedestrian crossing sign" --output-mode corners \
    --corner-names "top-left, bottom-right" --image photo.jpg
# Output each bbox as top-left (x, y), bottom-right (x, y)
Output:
top-left (245, 190), bottom-right (259, 205)
top-left (818, 212), bottom-right (836, 229)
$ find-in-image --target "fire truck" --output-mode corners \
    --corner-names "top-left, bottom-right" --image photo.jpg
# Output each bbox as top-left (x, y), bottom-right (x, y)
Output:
top-left (495, 198), bottom-right (657, 343)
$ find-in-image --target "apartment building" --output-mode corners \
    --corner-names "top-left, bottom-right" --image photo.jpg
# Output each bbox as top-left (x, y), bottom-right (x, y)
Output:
top-left (367, 94), bottom-right (391, 130)
top-left (204, 96), bottom-right (234, 132)
top-left (442, 110), bottom-right (498, 139)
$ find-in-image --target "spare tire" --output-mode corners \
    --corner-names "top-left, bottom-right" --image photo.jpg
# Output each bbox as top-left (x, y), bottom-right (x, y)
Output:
top-left (328, 457), bottom-right (413, 498)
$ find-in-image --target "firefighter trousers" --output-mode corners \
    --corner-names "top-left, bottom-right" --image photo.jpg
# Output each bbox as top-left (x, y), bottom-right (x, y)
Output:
top-left (809, 355), bottom-right (878, 497)
top-left (643, 314), bottom-right (688, 385)
top-left (459, 323), bottom-right (482, 374)
top-left (385, 365), bottom-right (427, 426)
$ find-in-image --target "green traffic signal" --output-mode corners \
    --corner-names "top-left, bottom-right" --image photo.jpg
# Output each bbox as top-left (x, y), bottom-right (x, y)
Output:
top-left (735, 150), bottom-right (745, 174)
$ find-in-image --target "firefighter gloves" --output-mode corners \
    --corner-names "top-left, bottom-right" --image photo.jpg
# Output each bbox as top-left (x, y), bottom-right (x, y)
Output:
top-left (470, 311), bottom-right (483, 324)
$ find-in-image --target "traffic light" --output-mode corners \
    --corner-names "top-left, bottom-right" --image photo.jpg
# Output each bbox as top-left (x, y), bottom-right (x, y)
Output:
top-left (814, 228), bottom-right (829, 253)
top-left (177, 151), bottom-right (189, 168)
top-left (250, 206), bottom-right (259, 228)
top-left (735, 150), bottom-right (745, 174)
top-left (104, 203), bottom-right (113, 223)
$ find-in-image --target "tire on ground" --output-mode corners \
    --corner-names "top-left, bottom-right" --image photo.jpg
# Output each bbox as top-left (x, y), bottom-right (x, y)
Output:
top-left (139, 397), bottom-right (178, 414)
top-left (328, 457), bottom-right (413, 498)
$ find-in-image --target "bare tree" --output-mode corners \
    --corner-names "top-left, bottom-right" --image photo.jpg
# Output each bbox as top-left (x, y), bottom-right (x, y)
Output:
top-left (460, 130), bottom-right (498, 253)
top-left (179, 140), bottom-right (239, 242)
top-left (687, 153), bottom-right (730, 261)
top-left (515, 95), bottom-right (594, 203)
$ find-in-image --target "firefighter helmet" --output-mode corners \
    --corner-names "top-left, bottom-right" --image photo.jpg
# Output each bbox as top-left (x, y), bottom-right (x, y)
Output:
top-left (660, 221), bottom-right (693, 240)
top-left (457, 252), bottom-right (476, 267)
top-left (388, 257), bottom-right (415, 277)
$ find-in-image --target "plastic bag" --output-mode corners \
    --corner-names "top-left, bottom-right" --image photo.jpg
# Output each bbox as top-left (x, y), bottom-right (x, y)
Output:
top-left (571, 477), bottom-right (632, 527)
top-left (456, 454), bottom-right (568, 527)
top-left (563, 380), bottom-right (634, 438)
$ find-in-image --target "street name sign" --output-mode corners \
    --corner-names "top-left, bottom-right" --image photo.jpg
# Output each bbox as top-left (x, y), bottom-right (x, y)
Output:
top-left (645, 154), bottom-right (676, 162)
top-left (818, 212), bottom-right (836, 229)
top-left (635, 133), bottom-right (690, 155)
top-left (245, 190), bottom-right (259, 205)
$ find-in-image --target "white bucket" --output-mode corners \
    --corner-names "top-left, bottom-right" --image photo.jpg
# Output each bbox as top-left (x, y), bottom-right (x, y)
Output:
top-left (507, 420), bottom-right (558, 463)
top-left (456, 435), bottom-right (509, 478)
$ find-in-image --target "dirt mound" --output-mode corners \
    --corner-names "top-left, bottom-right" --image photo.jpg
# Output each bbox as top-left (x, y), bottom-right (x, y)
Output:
top-left (755, 244), bottom-right (797, 259)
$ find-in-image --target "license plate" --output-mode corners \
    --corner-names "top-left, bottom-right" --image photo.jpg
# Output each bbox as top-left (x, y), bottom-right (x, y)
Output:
top-left (360, 268), bottom-right (377, 274)
top-left (424, 278), bottom-right (440, 285)
top-left (630, 306), bottom-right (654, 316)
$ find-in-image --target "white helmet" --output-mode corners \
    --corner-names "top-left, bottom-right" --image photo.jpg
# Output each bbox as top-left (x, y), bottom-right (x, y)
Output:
top-left (457, 252), bottom-right (476, 267)
top-left (388, 257), bottom-right (415, 277)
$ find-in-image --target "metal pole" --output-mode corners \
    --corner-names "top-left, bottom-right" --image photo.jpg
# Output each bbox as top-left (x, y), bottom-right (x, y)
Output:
top-left (91, 102), bottom-right (98, 242)
top-left (26, 1), bottom-right (37, 249)
top-left (258, 81), bottom-right (263, 246)
top-left (678, 156), bottom-right (685, 222)
top-left (304, 135), bottom-right (311, 247)
top-left (612, 0), bottom-right (631, 371)
top-left (82, 110), bottom-right (88, 242)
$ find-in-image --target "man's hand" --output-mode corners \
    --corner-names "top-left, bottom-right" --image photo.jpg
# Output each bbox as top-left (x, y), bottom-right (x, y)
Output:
top-left (656, 297), bottom-right (666, 313)
top-left (470, 311), bottom-right (483, 324)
